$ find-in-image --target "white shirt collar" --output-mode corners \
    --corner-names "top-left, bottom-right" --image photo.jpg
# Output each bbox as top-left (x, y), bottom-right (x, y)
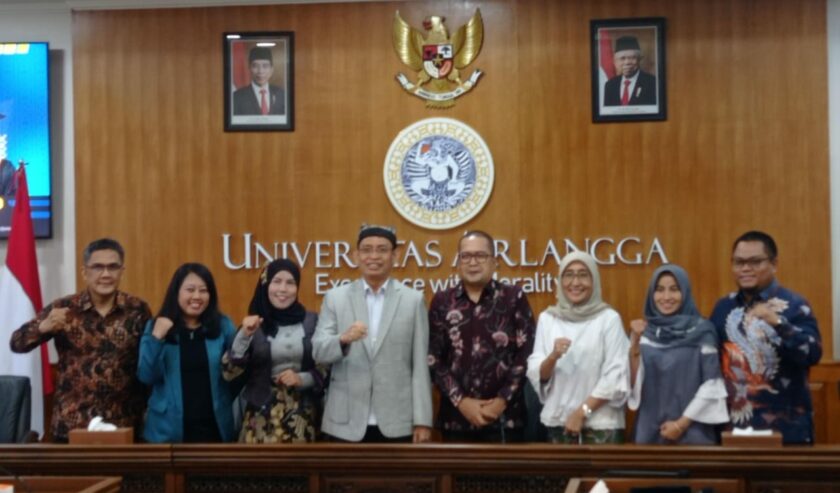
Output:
top-left (622, 70), bottom-right (640, 84)
top-left (362, 278), bottom-right (389, 296)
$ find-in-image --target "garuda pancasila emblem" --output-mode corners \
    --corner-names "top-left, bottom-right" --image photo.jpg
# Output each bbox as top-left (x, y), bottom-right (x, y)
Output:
top-left (392, 9), bottom-right (484, 108)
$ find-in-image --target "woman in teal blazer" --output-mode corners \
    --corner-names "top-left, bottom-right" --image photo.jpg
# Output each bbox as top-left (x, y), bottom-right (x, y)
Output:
top-left (138, 263), bottom-right (236, 443)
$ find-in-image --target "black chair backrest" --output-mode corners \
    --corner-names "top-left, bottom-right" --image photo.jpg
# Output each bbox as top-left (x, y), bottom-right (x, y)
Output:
top-left (630, 488), bottom-right (693, 493)
top-left (0, 375), bottom-right (32, 443)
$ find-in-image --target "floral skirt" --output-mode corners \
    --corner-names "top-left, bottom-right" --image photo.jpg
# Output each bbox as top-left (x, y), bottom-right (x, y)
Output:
top-left (239, 384), bottom-right (319, 443)
top-left (546, 426), bottom-right (625, 445)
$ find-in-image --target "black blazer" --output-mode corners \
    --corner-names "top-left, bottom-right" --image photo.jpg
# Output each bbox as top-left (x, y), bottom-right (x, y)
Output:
top-left (0, 159), bottom-right (16, 196)
top-left (232, 85), bottom-right (286, 115)
top-left (603, 70), bottom-right (657, 106)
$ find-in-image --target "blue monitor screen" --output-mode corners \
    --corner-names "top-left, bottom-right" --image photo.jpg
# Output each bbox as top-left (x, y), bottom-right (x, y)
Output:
top-left (0, 42), bottom-right (52, 239)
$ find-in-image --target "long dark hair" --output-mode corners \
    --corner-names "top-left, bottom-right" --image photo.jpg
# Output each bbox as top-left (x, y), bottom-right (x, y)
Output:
top-left (156, 262), bottom-right (222, 342)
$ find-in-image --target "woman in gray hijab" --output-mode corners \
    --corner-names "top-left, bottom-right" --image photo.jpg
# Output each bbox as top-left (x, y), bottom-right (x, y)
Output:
top-left (526, 251), bottom-right (630, 444)
top-left (628, 264), bottom-right (728, 444)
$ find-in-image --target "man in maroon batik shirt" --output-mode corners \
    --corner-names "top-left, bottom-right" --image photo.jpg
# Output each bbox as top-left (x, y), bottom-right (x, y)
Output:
top-left (428, 230), bottom-right (536, 442)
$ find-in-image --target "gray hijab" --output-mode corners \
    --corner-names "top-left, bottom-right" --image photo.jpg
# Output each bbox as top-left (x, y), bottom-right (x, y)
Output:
top-left (547, 251), bottom-right (611, 322)
top-left (643, 264), bottom-right (718, 348)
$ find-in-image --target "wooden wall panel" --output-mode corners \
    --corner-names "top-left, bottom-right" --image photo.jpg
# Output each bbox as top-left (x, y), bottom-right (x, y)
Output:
top-left (73, 0), bottom-right (832, 355)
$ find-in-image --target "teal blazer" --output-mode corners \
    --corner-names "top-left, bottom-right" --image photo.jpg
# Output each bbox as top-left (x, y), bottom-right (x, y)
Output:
top-left (137, 316), bottom-right (237, 443)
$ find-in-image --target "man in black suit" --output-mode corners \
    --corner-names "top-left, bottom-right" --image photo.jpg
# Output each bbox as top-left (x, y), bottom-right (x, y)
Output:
top-left (0, 113), bottom-right (13, 195)
top-left (0, 159), bottom-right (16, 196)
top-left (603, 36), bottom-right (657, 106)
top-left (232, 47), bottom-right (285, 116)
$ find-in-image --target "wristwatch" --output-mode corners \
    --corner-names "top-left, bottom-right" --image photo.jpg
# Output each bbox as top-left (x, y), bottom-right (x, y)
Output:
top-left (581, 403), bottom-right (593, 418)
top-left (773, 315), bottom-right (788, 328)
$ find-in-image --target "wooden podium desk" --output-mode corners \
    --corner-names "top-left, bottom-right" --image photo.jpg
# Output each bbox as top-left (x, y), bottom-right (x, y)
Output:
top-left (1, 444), bottom-right (839, 493)
top-left (0, 476), bottom-right (120, 493)
top-left (565, 477), bottom-right (743, 493)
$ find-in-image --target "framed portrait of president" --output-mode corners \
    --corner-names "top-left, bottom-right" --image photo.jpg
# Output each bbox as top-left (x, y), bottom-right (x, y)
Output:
top-left (590, 18), bottom-right (666, 123)
top-left (224, 31), bottom-right (295, 131)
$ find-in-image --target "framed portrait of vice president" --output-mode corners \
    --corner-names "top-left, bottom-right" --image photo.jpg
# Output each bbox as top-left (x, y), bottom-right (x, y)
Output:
top-left (590, 18), bottom-right (666, 123)
top-left (224, 31), bottom-right (295, 131)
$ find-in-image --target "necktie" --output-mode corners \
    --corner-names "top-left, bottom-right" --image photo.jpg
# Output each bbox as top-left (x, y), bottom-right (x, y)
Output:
top-left (260, 89), bottom-right (268, 115)
top-left (621, 80), bottom-right (631, 106)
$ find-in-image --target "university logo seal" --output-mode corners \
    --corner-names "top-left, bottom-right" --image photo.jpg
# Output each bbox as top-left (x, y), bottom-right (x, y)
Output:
top-left (392, 10), bottom-right (484, 109)
top-left (384, 118), bottom-right (494, 230)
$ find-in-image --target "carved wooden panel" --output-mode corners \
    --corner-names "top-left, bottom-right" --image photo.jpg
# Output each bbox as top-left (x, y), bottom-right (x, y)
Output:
top-left (454, 474), bottom-right (568, 493)
top-left (123, 473), bottom-right (167, 493)
top-left (750, 481), bottom-right (840, 493)
top-left (185, 475), bottom-right (309, 493)
top-left (321, 476), bottom-right (435, 493)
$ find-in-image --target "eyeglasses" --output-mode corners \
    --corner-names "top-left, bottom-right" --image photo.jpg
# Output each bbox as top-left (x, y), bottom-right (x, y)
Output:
top-left (85, 263), bottom-right (123, 275)
top-left (358, 246), bottom-right (393, 256)
top-left (731, 257), bottom-right (769, 269)
top-left (459, 252), bottom-right (492, 264)
top-left (561, 271), bottom-right (592, 283)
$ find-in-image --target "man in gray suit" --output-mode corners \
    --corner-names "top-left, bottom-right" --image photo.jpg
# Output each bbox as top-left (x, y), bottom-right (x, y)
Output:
top-left (313, 224), bottom-right (432, 443)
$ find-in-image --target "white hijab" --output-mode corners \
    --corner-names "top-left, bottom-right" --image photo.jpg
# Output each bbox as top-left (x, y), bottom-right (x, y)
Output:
top-left (547, 251), bottom-right (611, 322)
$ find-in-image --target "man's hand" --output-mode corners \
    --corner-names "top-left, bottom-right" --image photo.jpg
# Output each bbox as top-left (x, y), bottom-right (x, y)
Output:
top-left (275, 369), bottom-right (303, 388)
top-left (749, 303), bottom-right (782, 327)
top-left (38, 307), bottom-right (70, 334)
top-left (479, 397), bottom-right (507, 422)
top-left (412, 426), bottom-right (432, 443)
top-left (457, 397), bottom-right (490, 427)
top-left (339, 321), bottom-right (368, 344)
top-left (151, 317), bottom-right (175, 340)
top-left (241, 315), bottom-right (263, 336)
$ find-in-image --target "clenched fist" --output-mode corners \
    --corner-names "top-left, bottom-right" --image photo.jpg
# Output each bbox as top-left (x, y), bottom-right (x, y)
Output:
top-left (552, 337), bottom-right (572, 359)
top-left (339, 321), bottom-right (367, 344)
top-left (38, 307), bottom-right (70, 334)
top-left (241, 315), bottom-right (263, 336)
top-left (629, 319), bottom-right (647, 345)
top-left (151, 317), bottom-right (175, 340)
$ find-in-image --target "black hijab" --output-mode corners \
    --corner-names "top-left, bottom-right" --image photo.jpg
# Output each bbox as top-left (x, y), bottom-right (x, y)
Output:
top-left (248, 259), bottom-right (306, 338)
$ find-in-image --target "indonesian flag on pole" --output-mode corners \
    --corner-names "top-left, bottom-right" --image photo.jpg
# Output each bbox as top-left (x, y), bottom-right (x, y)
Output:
top-left (598, 29), bottom-right (615, 109)
top-left (232, 42), bottom-right (250, 90)
top-left (0, 166), bottom-right (54, 436)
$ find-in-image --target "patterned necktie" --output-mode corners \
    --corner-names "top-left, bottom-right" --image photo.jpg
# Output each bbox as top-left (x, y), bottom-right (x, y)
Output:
top-left (260, 89), bottom-right (268, 115)
top-left (621, 80), bottom-right (631, 106)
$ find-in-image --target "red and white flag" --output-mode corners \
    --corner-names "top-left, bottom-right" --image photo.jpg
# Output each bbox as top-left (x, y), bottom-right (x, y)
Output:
top-left (0, 166), bottom-right (54, 436)
top-left (598, 29), bottom-right (615, 108)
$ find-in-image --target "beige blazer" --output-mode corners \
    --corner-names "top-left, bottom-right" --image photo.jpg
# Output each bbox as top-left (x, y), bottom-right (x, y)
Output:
top-left (312, 279), bottom-right (432, 441)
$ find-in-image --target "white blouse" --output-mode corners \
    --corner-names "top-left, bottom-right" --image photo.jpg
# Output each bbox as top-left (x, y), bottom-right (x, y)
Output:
top-left (526, 309), bottom-right (630, 429)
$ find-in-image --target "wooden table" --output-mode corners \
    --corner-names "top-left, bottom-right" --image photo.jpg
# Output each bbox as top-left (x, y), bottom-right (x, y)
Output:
top-left (1, 444), bottom-right (839, 493)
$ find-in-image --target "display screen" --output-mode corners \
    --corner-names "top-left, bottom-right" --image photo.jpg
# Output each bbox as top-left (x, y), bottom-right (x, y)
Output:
top-left (0, 42), bottom-right (52, 239)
